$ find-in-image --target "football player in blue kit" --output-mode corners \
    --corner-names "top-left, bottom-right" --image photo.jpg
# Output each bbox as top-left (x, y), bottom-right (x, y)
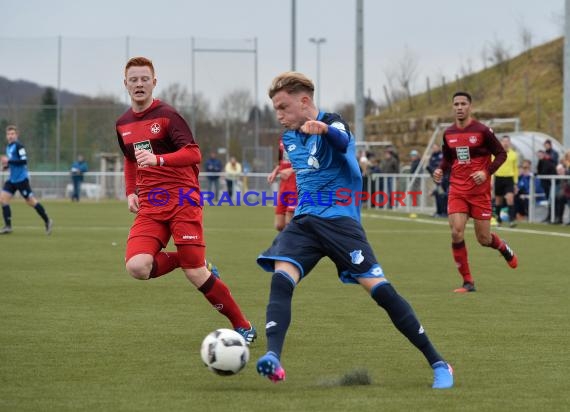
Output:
top-left (1, 125), bottom-right (53, 235)
top-left (255, 72), bottom-right (453, 389)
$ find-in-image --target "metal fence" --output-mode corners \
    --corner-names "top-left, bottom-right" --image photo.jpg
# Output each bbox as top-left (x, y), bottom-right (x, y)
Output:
top-left (6, 171), bottom-right (568, 224)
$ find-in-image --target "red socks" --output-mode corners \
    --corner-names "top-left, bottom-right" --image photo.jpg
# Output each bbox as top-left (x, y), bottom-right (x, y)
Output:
top-left (150, 251), bottom-right (180, 278)
top-left (198, 274), bottom-right (250, 330)
top-left (451, 241), bottom-right (473, 284)
top-left (489, 233), bottom-right (506, 252)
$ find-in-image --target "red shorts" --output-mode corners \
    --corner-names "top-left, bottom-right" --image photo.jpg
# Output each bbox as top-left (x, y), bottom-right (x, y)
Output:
top-left (448, 191), bottom-right (492, 220)
top-left (125, 205), bottom-right (205, 268)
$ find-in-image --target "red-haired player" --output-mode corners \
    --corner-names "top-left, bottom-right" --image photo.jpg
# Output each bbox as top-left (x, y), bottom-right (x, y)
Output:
top-left (116, 56), bottom-right (256, 343)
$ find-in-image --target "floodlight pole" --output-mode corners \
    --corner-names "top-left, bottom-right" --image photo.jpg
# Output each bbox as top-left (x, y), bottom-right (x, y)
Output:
top-left (355, 0), bottom-right (365, 142)
top-left (56, 35), bottom-right (62, 171)
top-left (562, 0), bottom-right (570, 149)
top-left (309, 37), bottom-right (326, 108)
top-left (291, 0), bottom-right (297, 70)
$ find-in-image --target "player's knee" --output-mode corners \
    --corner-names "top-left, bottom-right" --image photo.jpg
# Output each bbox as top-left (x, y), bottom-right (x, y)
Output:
top-left (275, 221), bottom-right (285, 231)
top-left (451, 228), bottom-right (464, 241)
top-left (125, 259), bottom-right (152, 280)
top-left (476, 233), bottom-right (491, 246)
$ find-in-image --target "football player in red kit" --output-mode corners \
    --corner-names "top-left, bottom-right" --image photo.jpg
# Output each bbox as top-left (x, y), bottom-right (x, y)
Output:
top-left (267, 137), bottom-right (297, 231)
top-left (116, 56), bottom-right (256, 343)
top-left (433, 92), bottom-right (518, 293)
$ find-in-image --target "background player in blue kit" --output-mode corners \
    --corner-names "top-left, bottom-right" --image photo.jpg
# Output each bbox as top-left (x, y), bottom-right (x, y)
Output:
top-left (1, 125), bottom-right (53, 235)
top-left (255, 72), bottom-right (454, 389)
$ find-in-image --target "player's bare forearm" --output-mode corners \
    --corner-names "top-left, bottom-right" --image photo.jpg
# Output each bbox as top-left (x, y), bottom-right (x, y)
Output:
top-left (268, 166), bottom-right (279, 184)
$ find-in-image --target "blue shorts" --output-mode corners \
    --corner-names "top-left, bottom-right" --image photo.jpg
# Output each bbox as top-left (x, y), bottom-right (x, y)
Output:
top-left (3, 179), bottom-right (34, 199)
top-left (257, 214), bottom-right (384, 284)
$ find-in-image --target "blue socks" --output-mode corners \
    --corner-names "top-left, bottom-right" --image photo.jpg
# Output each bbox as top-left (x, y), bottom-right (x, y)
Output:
top-left (265, 271), bottom-right (295, 358)
top-left (372, 282), bottom-right (443, 366)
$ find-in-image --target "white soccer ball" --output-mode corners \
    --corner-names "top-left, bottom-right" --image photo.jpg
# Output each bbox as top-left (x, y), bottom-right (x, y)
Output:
top-left (200, 329), bottom-right (249, 376)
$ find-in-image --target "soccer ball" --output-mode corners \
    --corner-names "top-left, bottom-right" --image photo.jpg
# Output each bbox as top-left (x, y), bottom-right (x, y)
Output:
top-left (200, 329), bottom-right (249, 376)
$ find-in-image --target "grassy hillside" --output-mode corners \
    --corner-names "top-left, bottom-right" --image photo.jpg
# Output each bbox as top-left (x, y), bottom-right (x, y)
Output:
top-left (370, 38), bottom-right (564, 141)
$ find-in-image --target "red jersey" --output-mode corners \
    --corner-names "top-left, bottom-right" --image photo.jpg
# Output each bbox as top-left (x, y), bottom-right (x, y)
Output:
top-left (440, 119), bottom-right (506, 196)
top-left (278, 137), bottom-right (296, 193)
top-left (116, 99), bottom-right (201, 216)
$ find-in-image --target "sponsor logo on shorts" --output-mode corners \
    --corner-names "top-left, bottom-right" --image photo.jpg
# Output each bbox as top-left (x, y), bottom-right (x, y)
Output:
top-left (182, 235), bottom-right (199, 240)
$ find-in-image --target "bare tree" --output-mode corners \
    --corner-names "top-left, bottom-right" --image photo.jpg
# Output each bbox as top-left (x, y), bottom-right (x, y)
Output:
top-left (459, 58), bottom-right (474, 91)
top-left (396, 47), bottom-right (418, 111)
top-left (158, 83), bottom-right (211, 122)
top-left (218, 89), bottom-right (252, 122)
top-left (480, 44), bottom-right (489, 70)
top-left (488, 37), bottom-right (511, 99)
top-left (158, 83), bottom-right (191, 108)
top-left (383, 66), bottom-right (405, 104)
top-left (518, 20), bottom-right (533, 58)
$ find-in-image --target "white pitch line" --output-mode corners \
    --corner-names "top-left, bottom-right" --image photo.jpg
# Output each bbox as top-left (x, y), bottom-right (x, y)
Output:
top-left (362, 213), bottom-right (570, 238)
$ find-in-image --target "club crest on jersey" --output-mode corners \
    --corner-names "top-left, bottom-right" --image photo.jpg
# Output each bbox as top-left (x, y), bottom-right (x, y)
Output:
top-left (134, 140), bottom-right (153, 153)
top-left (150, 122), bottom-right (161, 134)
top-left (469, 135), bottom-right (478, 144)
top-left (349, 250), bottom-right (365, 265)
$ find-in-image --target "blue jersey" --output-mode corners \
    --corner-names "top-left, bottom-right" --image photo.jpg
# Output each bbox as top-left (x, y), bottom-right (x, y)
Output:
top-left (6, 141), bottom-right (29, 183)
top-left (282, 111), bottom-right (362, 222)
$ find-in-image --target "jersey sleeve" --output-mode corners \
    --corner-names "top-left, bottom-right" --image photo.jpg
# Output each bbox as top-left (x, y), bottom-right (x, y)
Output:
top-left (167, 111), bottom-right (196, 149)
top-left (123, 157), bottom-right (137, 196)
top-left (439, 135), bottom-right (452, 172)
top-left (8, 143), bottom-right (28, 166)
top-left (485, 128), bottom-right (507, 175)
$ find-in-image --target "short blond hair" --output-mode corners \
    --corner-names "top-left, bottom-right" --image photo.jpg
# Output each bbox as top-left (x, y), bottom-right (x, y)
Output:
top-left (268, 72), bottom-right (315, 99)
top-left (5, 125), bottom-right (18, 133)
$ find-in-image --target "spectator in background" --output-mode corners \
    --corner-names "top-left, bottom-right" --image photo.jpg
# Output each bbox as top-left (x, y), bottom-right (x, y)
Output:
top-left (493, 136), bottom-right (518, 227)
top-left (205, 151), bottom-right (222, 201)
top-left (515, 159), bottom-right (544, 220)
top-left (536, 149), bottom-right (557, 222)
top-left (543, 139), bottom-right (559, 167)
top-left (70, 154), bottom-right (88, 202)
top-left (553, 163), bottom-right (570, 224)
top-left (224, 156), bottom-right (242, 200)
top-left (409, 149), bottom-right (421, 173)
top-left (426, 143), bottom-right (449, 217)
top-left (358, 149), bottom-right (370, 192)
top-left (380, 149), bottom-right (399, 208)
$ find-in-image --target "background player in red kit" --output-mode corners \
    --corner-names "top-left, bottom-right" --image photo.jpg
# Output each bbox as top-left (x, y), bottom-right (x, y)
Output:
top-left (116, 57), bottom-right (256, 343)
top-left (433, 92), bottom-right (518, 293)
top-left (267, 137), bottom-right (296, 231)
